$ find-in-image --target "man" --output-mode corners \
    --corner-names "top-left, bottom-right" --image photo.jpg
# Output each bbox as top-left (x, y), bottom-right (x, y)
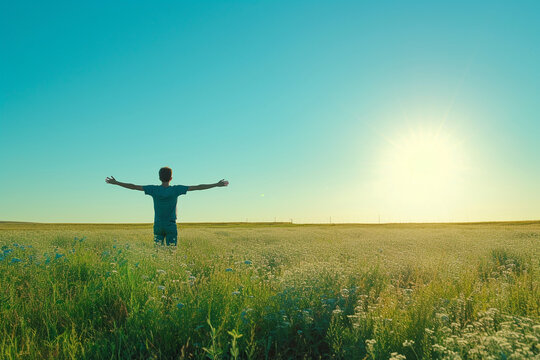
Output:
top-left (105, 167), bottom-right (228, 246)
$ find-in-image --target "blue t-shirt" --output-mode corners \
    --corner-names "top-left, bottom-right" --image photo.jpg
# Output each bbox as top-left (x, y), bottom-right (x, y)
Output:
top-left (143, 185), bottom-right (189, 223)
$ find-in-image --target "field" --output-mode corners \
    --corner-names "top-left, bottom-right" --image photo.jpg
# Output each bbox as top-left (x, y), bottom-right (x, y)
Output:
top-left (0, 222), bottom-right (539, 359)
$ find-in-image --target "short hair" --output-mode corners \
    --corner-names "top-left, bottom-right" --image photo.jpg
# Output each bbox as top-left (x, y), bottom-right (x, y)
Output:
top-left (159, 167), bottom-right (172, 182)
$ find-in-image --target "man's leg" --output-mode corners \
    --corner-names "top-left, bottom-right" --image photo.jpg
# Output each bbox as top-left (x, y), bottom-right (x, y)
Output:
top-left (164, 222), bottom-right (178, 246)
top-left (153, 223), bottom-right (165, 245)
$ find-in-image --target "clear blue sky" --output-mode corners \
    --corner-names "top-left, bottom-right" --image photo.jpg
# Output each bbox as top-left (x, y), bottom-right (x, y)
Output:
top-left (1, 1), bottom-right (539, 223)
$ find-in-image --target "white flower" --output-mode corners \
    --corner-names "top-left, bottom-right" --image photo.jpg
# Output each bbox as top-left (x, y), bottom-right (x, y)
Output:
top-left (403, 339), bottom-right (415, 347)
top-left (365, 339), bottom-right (377, 353)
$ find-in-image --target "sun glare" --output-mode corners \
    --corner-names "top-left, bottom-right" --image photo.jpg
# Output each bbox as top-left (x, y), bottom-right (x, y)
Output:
top-left (376, 127), bottom-right (465, 222)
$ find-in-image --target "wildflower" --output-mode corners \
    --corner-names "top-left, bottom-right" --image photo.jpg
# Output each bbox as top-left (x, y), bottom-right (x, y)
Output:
top-left (244, 260), bottom-right (252, 265)
top-left (157, 269), bottom-right (166, 274)
top-left (389, 353), bottom-right (406, 360)
top-left (176, 302), bottom-right (184, 310)
top-left (232, 291), bottom-right (241, 296)
top-left (432, 344), bottom-right (447, 353)
top-left (365, 339), bottom-right (376, 353)
top-left (10, 257), bottom-right (21, 264)
top-left (332, 306), bottom-right (343, 315)
top-left (158, 285), bottom-right (165, 291)
top-left (403, 339), bottom-right (415, 347)
top-left (55, 253), bottom-right (64, 259)
top-left (225, 268), bottom-right (233, 272)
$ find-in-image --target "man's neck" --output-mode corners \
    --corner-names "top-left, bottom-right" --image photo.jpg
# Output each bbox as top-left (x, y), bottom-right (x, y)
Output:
top-left (161, 182), bottom-right (170, 187)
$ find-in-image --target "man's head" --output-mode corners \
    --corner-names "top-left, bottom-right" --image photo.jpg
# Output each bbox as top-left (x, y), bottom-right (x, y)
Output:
top-left (159, 167), bottom-right (172, 183)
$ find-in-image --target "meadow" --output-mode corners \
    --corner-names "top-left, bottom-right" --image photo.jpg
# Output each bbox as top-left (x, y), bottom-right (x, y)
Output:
top-left (0, 222), bottom-right (538, 359)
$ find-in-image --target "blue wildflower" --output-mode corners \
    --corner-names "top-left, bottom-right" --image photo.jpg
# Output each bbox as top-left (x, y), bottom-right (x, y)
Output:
top-left (225, 268), bottom-right (233, 272)
top-left (55, 253), bottom-right (64, 260)
top-left (176, 302), bottom-right (185, 310)
top-left (3, 249), bottom-right (12, 255)
top-left (244, 260), bottom-right (252, 265)
top-left (11, 257), bottom-right (21, 264)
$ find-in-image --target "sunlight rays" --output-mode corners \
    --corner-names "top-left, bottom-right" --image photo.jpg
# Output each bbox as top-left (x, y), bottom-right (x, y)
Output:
top-left (374, 126), bottom-right (466, 222)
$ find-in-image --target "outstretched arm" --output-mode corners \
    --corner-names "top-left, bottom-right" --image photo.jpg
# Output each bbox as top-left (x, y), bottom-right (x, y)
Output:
top-left (188, 179), bottom-right (228, 191)
top-left (105, 176), bottom-right (144, 191)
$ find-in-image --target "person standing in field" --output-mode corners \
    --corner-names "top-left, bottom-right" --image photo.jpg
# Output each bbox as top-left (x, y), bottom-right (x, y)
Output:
top-left (105, 167), bottom-right (228, 246)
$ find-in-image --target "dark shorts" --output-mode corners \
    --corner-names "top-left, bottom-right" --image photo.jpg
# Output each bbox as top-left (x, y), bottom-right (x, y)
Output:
top-left (153, 222), bottom-right (178, 246)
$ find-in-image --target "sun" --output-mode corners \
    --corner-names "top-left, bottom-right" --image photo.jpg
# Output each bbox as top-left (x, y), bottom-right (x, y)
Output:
top-left (375, 127), bottom-right (465, 221)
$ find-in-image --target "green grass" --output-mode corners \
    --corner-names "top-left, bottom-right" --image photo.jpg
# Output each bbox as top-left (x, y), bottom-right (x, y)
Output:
top-left (0, 222), bottom-right (539, 359)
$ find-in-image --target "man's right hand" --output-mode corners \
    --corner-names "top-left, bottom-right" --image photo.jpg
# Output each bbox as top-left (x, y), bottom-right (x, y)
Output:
top-left (217, 179), bottom-right (229, 187)
top-left (106, 176), bottom-right (118, 185)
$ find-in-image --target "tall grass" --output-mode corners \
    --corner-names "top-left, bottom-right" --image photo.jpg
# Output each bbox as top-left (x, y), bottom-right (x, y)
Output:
top-left (0, 223), bottom-right (538, 359)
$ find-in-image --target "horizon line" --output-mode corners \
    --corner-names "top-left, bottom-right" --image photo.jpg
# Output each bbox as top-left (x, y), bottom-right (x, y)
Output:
top-left (2, 220), bottom-right (540, 226)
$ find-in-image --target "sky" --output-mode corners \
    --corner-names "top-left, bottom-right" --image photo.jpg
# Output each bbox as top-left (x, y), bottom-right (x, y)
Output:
top-left (1, 1), bottom-right (540, 223)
